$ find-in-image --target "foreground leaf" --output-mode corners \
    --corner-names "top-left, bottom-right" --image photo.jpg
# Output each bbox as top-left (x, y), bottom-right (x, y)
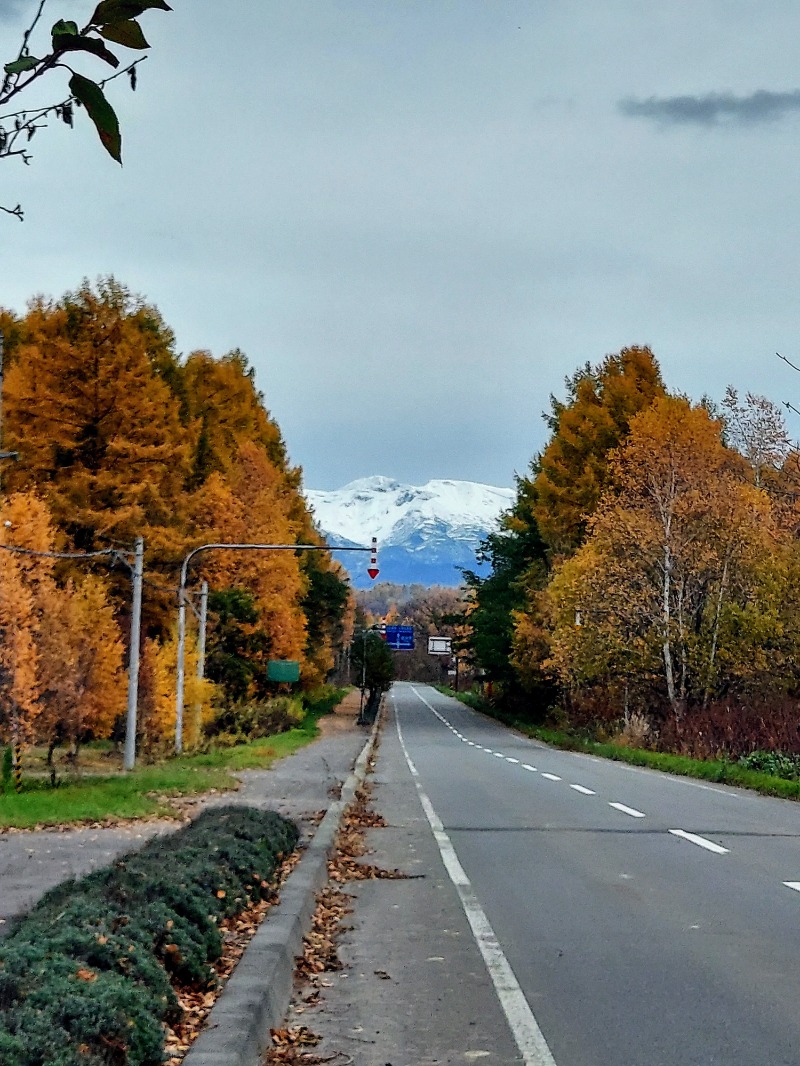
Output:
top-left (100, 19), bottom-right (150, 49)
top-left (91, 0), bottom-right (172, 24)
top-left (3, 56), bottom-right (39, 75)
top-left (56, 35), bottom-right (120, 68)
top-left (69, 73), bottom-right (122, 162)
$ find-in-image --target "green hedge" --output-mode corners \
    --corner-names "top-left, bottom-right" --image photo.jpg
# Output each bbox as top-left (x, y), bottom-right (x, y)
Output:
top-left (0, 806), bottom-right (299, 1066)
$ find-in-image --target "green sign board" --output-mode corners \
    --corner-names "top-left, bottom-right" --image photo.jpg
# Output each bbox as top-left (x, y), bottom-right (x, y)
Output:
top-left (267, 660), bottom-right (300, 683)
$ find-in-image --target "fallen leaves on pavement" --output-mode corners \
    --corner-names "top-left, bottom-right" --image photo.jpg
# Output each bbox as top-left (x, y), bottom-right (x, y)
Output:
top-left (265, 776), bottom-right (411, 1065)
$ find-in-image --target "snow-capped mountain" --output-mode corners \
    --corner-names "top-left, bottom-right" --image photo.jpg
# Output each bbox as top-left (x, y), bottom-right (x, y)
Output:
top-left (305, 476), bottom-right (515, 587)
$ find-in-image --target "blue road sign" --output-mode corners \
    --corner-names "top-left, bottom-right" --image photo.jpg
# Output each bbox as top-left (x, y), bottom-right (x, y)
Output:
top-left (385, 625), bottom-right (414, 651)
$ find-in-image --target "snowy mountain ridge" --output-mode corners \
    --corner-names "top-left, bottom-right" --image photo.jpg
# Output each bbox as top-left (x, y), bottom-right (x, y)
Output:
top-left (305, 476), bottom-right (515, 587)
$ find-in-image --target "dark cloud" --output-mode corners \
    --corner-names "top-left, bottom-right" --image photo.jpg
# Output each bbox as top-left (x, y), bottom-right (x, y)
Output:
top-left (620, 90), bottom-right (800, 126)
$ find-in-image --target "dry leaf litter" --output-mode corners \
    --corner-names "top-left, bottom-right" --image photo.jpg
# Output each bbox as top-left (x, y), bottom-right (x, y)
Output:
top-left (266, 775), bottom-right (413, 1066)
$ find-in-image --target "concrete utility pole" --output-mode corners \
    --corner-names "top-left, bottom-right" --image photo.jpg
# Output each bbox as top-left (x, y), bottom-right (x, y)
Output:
top-left (123, 536), bottom-right (144, 771)
top-left (174, 540), bottom-right (378, 753)
top-left (192, 579), bottom-right (209, 742)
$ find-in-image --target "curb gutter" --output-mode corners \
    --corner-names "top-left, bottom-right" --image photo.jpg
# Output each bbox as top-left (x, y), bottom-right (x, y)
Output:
top-left (183, 712), bottom-right (382, 1066)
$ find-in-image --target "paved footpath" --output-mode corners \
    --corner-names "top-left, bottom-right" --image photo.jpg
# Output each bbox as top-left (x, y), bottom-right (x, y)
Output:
top-left (0, 703), bottom-right (367, 938)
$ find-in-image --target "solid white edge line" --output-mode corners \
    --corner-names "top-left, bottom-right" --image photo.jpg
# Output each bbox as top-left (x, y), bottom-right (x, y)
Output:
top-left (541, 773), bottom-right (561, 782)
top-left (398, 694), bottom-right (558, 1066)
top-left (570, 784), bottom-right (596, 796)
top-left (669, 829), bottom-right (729, 854)
top-left (609, 802), bottom-right (646, 819)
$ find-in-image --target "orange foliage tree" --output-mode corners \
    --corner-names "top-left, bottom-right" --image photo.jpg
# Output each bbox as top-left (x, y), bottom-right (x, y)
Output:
top-left (0, 278), bottom-right (352, 744)
top-left (539, 398), bottom-right (794, 722)
top-left (533, 346), bottom-right (666, 555)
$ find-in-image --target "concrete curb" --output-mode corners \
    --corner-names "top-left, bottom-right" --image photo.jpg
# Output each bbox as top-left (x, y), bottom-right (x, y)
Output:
top-left (184, 711), bottom-right (382, 1066)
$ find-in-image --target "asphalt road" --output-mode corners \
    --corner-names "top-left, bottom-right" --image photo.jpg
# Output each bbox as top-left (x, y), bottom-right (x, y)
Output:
top-left (391, 682), bottom-right (800, 1066)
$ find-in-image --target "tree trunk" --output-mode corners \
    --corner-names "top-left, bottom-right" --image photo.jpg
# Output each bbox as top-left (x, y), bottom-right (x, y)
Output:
top-left (662, 540), bottom-right (678, 713)
top-left (703, 555), bottom-right (730, 708)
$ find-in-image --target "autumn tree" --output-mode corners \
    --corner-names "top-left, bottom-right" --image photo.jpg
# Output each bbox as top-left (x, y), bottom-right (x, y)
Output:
top-left (181, 349), bottom-right (290, 486)
top-left (1, 0), bottom-right (172, 220)
top-left (36, 575), bottom-right (126, 759)
top-left (0, 492), bottom-right (126, 762)
top-left (540, 398), bottom-right (792, 724)
top-left (4, 278), bottom-right (189, 557)
top-left (721, 387), bottom-right (791, 488)
top-left (0, 550), bottom-right (39, 754)
top-left (533, 346), bottom-right (666, 554)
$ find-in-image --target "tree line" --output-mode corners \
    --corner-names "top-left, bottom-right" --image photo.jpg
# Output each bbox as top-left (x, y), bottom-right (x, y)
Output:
top-left (0, 278), bottom-right (353, 761)
top-left (463, 346), bottom-right (800, 758)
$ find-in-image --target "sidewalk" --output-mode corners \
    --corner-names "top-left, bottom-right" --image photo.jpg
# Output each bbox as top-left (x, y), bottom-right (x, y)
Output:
top-left (0, 697), bottom-right (367, 937)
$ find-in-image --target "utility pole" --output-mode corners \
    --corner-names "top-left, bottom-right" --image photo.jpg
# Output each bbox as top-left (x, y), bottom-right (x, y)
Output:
top-left (193, 579), bottom-right (208, 742)
top-left (123, 537), bottom-right (144, 771)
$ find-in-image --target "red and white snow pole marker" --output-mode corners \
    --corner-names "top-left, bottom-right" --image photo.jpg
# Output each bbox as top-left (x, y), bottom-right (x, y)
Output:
top-left (367, 537), bottom-right (380, 580)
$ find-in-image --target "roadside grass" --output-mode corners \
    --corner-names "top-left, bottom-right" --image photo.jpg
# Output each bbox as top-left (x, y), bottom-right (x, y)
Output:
top-left (437, 687), bottom-right (800, 802)
top-left (0, 701), bottom-right (336, 830)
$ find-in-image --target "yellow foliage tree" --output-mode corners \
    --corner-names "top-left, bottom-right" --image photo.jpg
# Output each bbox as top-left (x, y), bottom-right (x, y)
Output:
top-left (0, 551), bottom-right (39, 750)
top-left (538, 397), bottom-right (789, 721)
top-left (36, 576), bottom-right (126, 757)
top-left (137, 632), bottom-right (215, 753)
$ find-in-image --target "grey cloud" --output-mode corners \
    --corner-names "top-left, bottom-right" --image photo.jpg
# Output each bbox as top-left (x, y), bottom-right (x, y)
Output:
top-left (620, 90), bottom-right (800, 126)
top-left (0, 1), bottom-right (26, 24)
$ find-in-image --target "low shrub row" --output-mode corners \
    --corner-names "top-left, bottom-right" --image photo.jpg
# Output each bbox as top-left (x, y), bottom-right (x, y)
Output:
top-left (0, 806), bottom-right (299, 1066)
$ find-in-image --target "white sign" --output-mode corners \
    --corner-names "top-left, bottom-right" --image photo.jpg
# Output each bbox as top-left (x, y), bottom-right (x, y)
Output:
top-left (428, 636), bottom-right (452, 656)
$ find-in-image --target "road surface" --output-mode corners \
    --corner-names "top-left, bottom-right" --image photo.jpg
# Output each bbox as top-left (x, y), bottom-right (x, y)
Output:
top-left (390, 681), bottom-right (800, 1066)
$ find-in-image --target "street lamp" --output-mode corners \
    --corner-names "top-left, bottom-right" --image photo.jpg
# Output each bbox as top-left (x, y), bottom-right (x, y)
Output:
top-left (174, 539), bottom-right (378, 752)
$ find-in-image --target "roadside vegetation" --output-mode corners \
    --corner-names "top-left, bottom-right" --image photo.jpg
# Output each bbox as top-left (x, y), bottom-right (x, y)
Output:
top-left (448, 349), bottom-right (800, 795)
top-left (441, 686), bottom-right (800, 802)
top-left (0, 689), bottom-right (345, 829)
top-left (0, 279), bottom-right (357, 809)
top-left (0, 806), bottom-right (298, 1066)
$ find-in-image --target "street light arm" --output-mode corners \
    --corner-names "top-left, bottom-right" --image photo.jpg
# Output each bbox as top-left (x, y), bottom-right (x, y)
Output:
top-left (174, 538), bottom-right (379, 753)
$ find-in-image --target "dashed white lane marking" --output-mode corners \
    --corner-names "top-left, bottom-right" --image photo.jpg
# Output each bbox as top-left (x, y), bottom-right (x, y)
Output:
top-left (523, 764), bottom-right (537, 772)
top-left (506, 757), bottom-right (520, 764)
top-left (570, 784), bottom-right (596, 796)
top-left (669, 829), bottom-right (728, 854)
top-left (609, 802), bottom-right (646, 819)
top-left (784, 882), bottom-right (800, 892)
top-left (398, 695), bottom-right (559, 1066)
top-left (494, 752), bottom-right (505, 759)
top-left (541, 773), bottom-right (561, 782)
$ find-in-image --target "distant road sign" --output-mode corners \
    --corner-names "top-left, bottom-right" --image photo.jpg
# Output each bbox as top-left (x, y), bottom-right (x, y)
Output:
top-left (267, 660), bottom-right (300, 682)
top-left (428, 636), bottom-right (452, 656)
top-left (385, 625), bottom-right (414, 651)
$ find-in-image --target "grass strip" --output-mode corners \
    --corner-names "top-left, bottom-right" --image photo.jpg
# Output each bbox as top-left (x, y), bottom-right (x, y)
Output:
top-left (0, 806), bottom-right (299, 1066)
top-left (437, 687), bottom-right (800, 801)
top-left (0, 706), bottom-right (329, 830)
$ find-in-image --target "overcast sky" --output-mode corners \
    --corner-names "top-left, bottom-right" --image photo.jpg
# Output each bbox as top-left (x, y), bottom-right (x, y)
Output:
top-left (2, 1), bottom-right (800, 490)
